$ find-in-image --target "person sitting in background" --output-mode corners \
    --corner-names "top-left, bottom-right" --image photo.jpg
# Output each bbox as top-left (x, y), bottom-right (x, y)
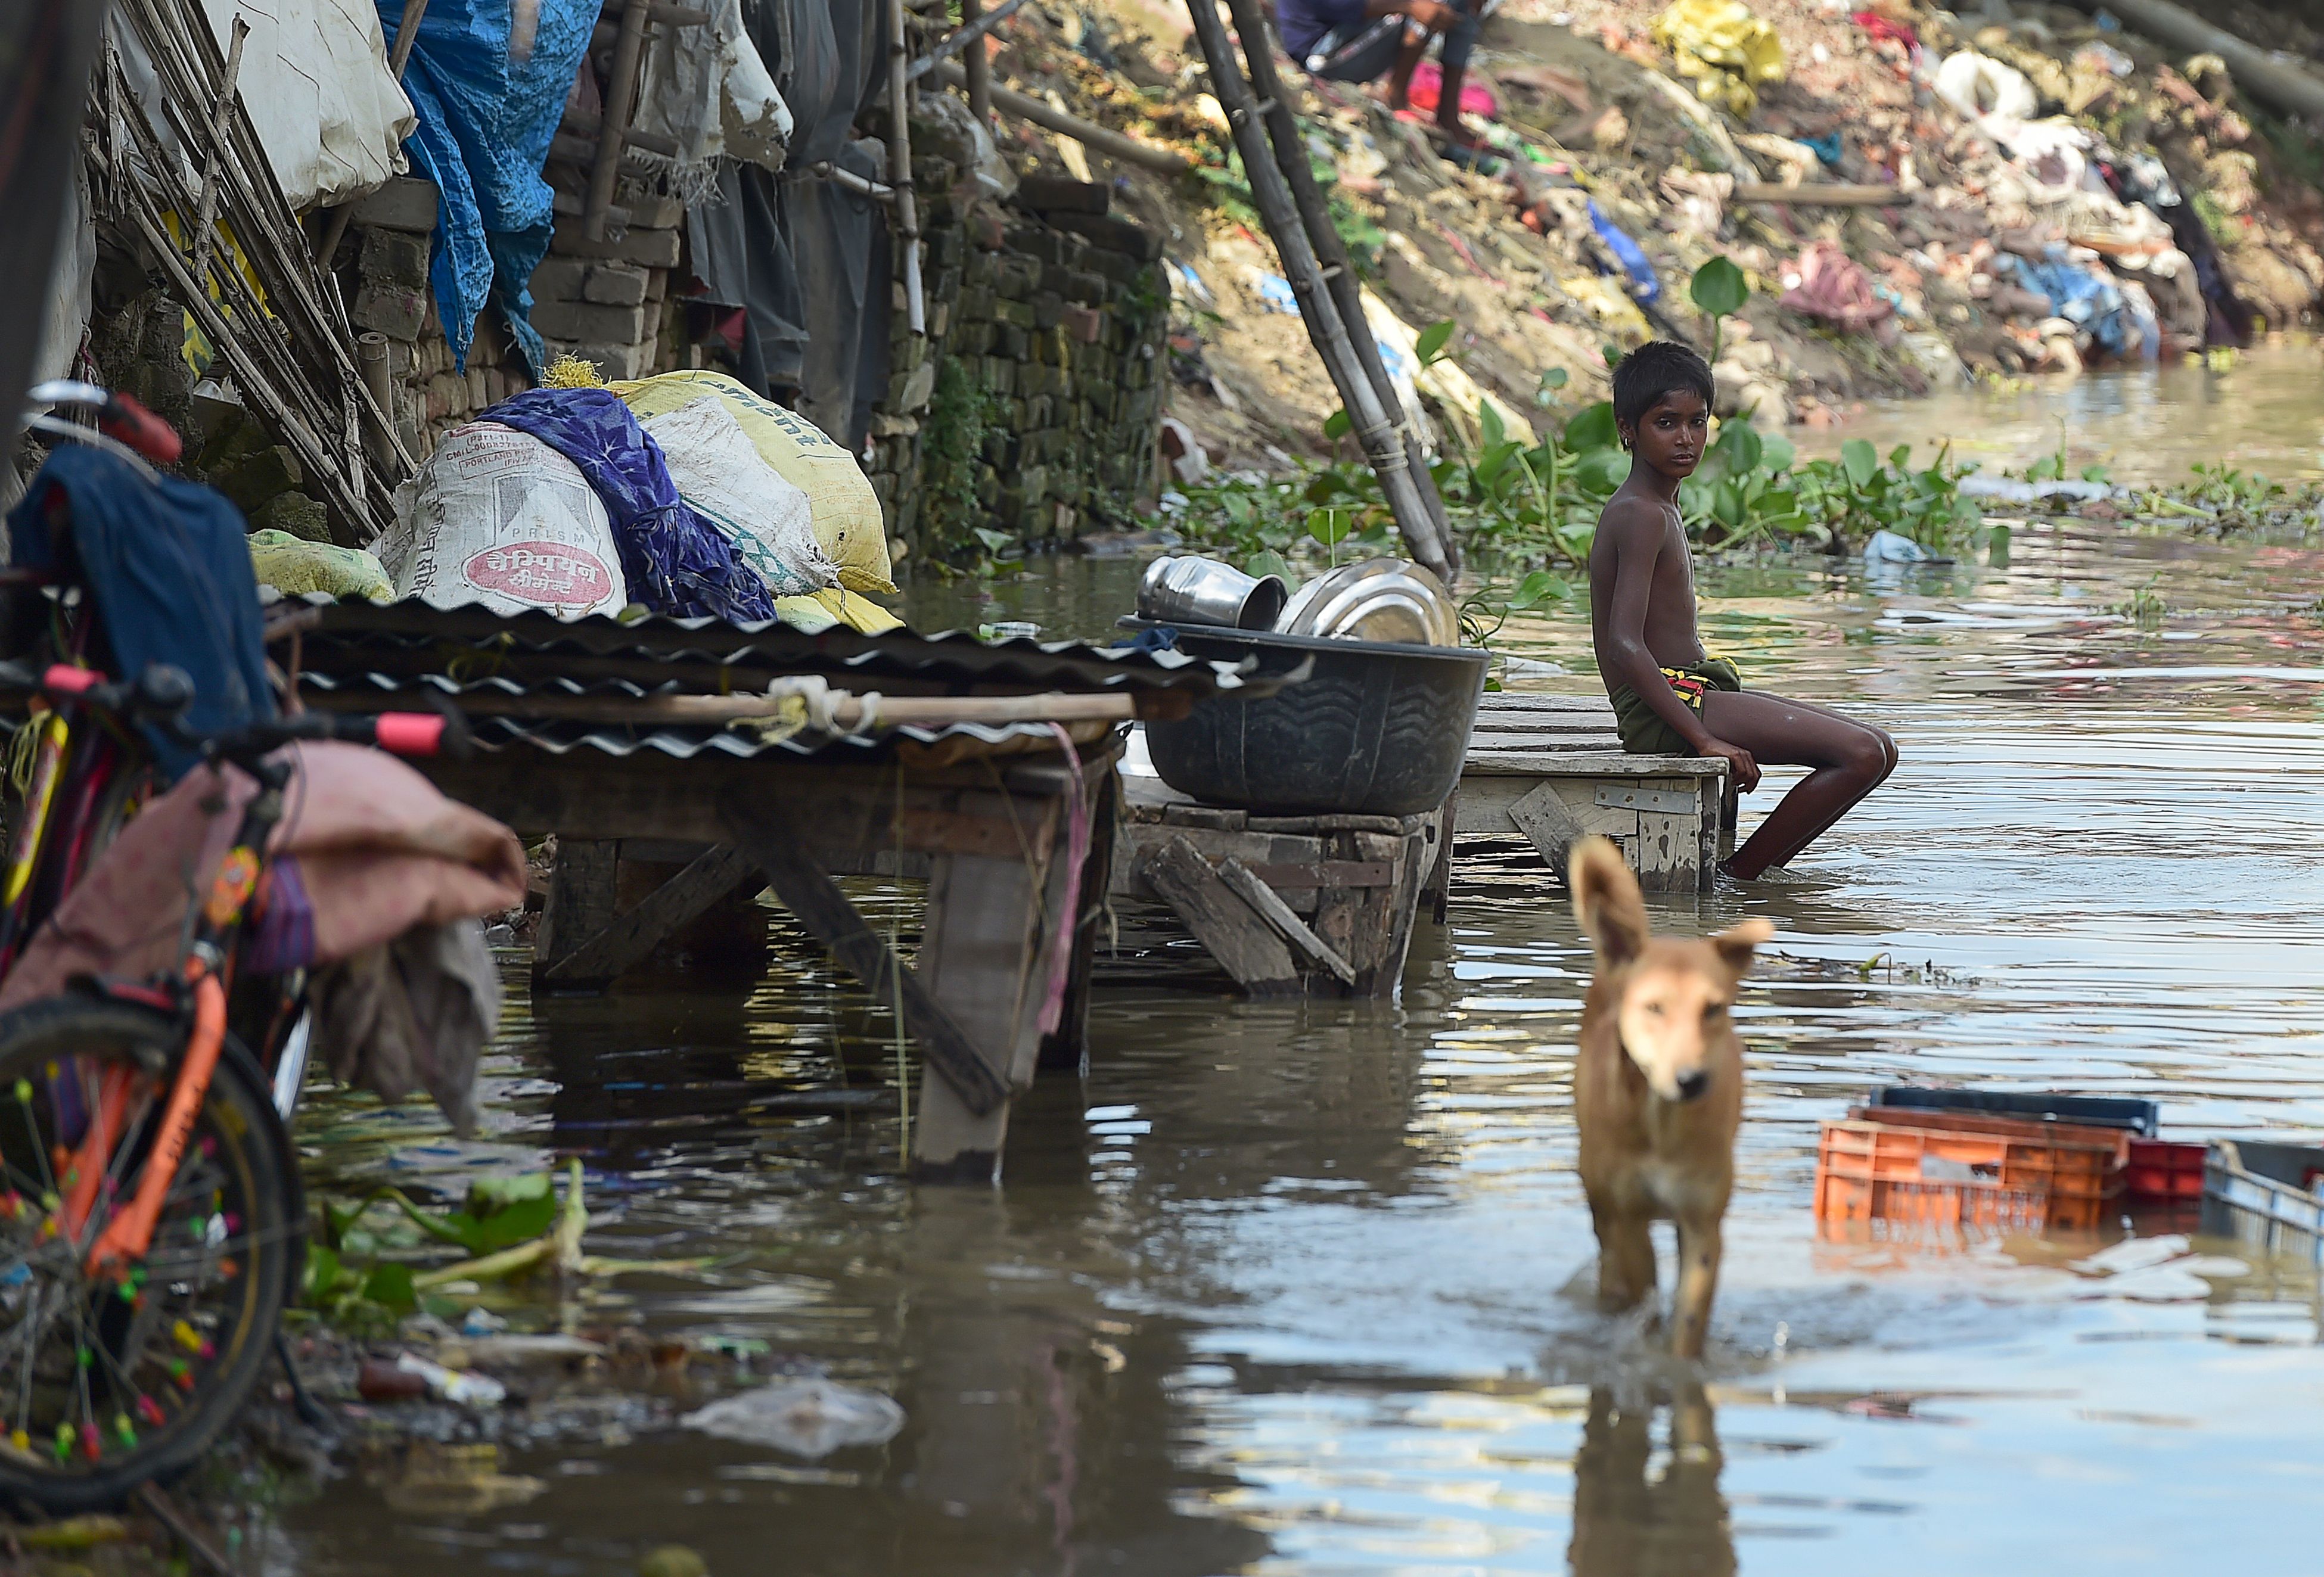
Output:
top-left (1271, 0), bottom-right (1482, 148)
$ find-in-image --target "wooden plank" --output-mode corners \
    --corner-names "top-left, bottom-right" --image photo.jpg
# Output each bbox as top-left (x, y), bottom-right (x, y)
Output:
top-left (1039, 770), bottom-right (1118, 1071)
top-left (1161, 803), bottom-right (1247, 831)
top-left (910, 848), bottom-right (1065, 1178)
top-left (1245, 811), bottom-right (1414, 835)
top-left (718, 796), bottom-right (1011, 1118)
top-left (1634, 810), bottom-right (1697, 892)
top-left (1421, 792), bottom-right (1454, 925)
top-left (542, 845), bottom-right (759, 985)
top-left (1143, 835), bottom-right (1298, 993)
top-left (1243, 860), bottom-right (1394, 889)
top-left (1217, 857), bottom-right (1356, 985)
top-left (1462, 752), bottom-right (1725, 778)
top-left (420, 752), bottom-right (1058, 855)
top-left (1365, 822), bottom-right (1434, 996)
top-left (533, 839), bottom-right (620, 982)
top-left (1506, 781), bottom-right (1589, 866)
top-left (1454, 775), bottom-right (1635, 840)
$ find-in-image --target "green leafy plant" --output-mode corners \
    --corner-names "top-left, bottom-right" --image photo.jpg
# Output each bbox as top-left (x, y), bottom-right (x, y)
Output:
top-left (1690, 257), bottom-right (1750, 364)
top-left (1415, 320), bottom-right (1456, 366)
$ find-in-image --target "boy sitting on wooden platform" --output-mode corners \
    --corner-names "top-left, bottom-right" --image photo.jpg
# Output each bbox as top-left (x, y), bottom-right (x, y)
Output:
top-left (1586, 342), bottom-right (1896, 881)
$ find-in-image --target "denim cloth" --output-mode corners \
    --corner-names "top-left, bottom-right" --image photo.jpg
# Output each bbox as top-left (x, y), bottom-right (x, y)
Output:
top-left (481, 389), bottom-right (779, 624)
top-left (379, 0), bottom-right (596, 375)
top-left (7, 445), bottom-right (273, 780)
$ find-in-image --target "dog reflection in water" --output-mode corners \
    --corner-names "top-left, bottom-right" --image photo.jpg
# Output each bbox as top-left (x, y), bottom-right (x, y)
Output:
top-left (1568, 1382), bottom-right (1734, 1577)
top-left (1568, 836), bottom-right (1771, 1358)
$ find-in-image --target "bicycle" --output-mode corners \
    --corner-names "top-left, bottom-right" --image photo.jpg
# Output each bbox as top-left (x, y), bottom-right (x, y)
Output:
top-left (0, 660), bottom-right (465, 1512)
top-left (0, 380), bottom-right (192, 981)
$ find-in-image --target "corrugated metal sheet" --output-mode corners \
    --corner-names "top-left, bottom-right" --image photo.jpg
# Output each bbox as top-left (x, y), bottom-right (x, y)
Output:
top-left (283, 597), bottom-right (1249, 764)
top-left (291, 669), bottom-right (1091, 762)
top-left (288, 596), bottom-right (1251, 695)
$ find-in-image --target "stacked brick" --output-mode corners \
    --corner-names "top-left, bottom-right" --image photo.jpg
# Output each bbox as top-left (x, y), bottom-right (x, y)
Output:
top-left (343, 175), bottom-right (680, 464)
top-left (866, 117), bottom-right (1169, 560)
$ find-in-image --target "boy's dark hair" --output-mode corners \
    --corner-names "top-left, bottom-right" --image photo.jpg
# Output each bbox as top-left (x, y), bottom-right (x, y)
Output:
top-left (1611, 340), bottom-right (1715, 433)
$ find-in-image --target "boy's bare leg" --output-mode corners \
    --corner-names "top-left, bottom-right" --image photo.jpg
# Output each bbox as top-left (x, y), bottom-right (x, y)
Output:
top-left (1697, 690), bottom-right (1896, 879)
top-left (1384, 32), bottom-right (1427, 108)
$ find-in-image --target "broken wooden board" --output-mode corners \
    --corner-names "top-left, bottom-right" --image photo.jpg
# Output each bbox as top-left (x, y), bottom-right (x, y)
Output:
top-left (1217, 856), bottom-right (1356, 985)
top-left (1143, 833), bottom-right (1300, 993)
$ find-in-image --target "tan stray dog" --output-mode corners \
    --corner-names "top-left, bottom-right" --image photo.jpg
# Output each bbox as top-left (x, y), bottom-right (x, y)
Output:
top-left (1569, 836), bottom-right (1773, 1360)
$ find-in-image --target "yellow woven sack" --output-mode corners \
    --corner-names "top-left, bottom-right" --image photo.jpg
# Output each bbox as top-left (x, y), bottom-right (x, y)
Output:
top-left (1653, 0), bottom-right (1785, 119)
top-left (248, 530), bottom-right (394, 601)
top-left (607, 370), bottom-right (898, 599)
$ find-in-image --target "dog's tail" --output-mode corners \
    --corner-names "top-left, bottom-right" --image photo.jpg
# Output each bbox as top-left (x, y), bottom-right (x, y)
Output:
top-left (1569, 835), bottom-right (1649, 962)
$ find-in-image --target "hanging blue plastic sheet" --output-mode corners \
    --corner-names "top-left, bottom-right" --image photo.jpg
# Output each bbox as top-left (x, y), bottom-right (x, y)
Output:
top-left (481, 389), bottom-right (779, 624)
top-left (380, 0), bottom-right (595, 375)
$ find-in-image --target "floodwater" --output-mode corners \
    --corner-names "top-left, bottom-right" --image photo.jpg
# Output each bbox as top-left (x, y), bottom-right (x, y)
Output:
top-left (276, 359), bottom-right (2324, 1575)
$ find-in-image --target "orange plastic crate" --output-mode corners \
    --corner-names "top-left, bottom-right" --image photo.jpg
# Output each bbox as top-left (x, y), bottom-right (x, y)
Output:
top-left (1848, 1105), bottom-right (2137, 1168)
top-left (2125, 1139), bottom-right (2206, 1200)
top-left (1815, 1118), bottom-right (2126, 1233)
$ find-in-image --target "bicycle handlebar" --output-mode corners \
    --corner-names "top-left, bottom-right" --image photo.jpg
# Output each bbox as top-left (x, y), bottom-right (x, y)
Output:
top-left (27, 381), bottom-right (183, 466)
top-left (0, 661), bottom-right (472, 763)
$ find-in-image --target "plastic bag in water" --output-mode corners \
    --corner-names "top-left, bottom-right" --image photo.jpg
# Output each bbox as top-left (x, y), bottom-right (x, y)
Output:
top-left (681, 1379), bottom-right (906, 1458)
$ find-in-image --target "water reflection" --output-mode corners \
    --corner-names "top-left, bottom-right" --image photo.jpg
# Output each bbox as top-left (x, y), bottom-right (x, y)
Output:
top-left (1568, 1383), bottom-right (1732, 1577)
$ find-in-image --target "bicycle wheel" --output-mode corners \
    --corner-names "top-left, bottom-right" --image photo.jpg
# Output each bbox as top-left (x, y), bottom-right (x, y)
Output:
top-left (0, 996), bottom-right (302, 1514)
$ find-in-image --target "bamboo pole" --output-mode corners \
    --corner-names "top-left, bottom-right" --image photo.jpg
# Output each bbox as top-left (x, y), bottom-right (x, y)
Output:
top-left (1217, 0), bottom-right (1457, 572)
top-left (962, 0), bottom-right (993, 120)
top-left (885, 0), bottom-right (926, 334)
top-left (314, 688), bottom-right (1141, 727)
top-left (1180, 0), bottom-right (1453, 581)
top-left (586, 0), bottom-right (651, 241)
top-left (931, 61), bottom-right (1194, 173)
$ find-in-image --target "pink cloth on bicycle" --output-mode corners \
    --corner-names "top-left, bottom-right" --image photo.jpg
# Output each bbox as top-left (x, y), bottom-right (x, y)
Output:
top-left (0, 741), bottom-right (525, 1007)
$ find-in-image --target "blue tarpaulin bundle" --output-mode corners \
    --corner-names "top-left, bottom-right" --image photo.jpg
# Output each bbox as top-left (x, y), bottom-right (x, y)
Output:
top-left (379, 0), bottom-right (595, 376)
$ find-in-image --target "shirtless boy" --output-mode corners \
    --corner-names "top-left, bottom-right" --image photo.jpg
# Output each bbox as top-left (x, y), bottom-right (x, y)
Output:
top-left (1587, 342), bottom-right (1896, 881)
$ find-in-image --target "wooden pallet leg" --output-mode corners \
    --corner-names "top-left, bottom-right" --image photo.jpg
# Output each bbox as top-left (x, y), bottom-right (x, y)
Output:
top-left (1422, 794), bottom-right (1455, 923)
top-left (533, 838), bottom-right (620, 989)
top-left (1636, 810), bottom-right (1695, 893)
top-left (912, 847), bottom-right (1068, 1182)
top-left (718, 797), bottom-right (1014, 1175)
top-left (540, 844), bottom-right (762, 989)
top-left (1038, 772), bottom-right (1117, 1074)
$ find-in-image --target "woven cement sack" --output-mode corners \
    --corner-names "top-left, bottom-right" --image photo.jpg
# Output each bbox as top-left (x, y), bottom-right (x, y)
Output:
top-left (248, 530), bottom-right (394, 601)
top-left (608, 369), bottom-right (895, 595)
top-left (382, 423), bottom-right (629, 619)
top-left (641, 397), bottom-right (837, 599)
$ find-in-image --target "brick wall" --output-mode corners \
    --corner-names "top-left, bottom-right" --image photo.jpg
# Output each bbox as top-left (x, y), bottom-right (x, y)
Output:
top-left (867, 117), bottom-right (1170, 562)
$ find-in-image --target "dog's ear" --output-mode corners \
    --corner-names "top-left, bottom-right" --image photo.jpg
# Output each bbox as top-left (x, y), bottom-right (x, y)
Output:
top-left (1569, 836), bottom-right (1648, 964)
top-left (1711, 917), bottom-right (1775, 977)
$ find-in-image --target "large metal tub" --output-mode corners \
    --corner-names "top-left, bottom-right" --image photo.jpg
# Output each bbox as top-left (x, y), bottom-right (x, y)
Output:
top-left (1133, 622), bottom-right (1487, 817)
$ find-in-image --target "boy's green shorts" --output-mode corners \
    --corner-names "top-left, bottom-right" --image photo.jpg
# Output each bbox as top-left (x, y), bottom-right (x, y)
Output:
top-left (1607, 657), bottom-right (1740, 755)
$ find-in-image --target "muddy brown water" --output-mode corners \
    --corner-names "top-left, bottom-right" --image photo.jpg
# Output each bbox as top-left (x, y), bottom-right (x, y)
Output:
top-left (275, 360), bottom-right (2324, 1574)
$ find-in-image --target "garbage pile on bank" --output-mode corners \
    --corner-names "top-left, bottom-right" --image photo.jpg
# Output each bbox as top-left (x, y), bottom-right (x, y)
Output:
top-left (963, 0), bottom-right (2324, 466)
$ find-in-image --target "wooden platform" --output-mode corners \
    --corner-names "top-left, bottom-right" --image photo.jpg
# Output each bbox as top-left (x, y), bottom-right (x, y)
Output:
top-left (1109, 773), bottom-right (1444, 997)
top-left (1457, 693), bottom-right (1732, 892)
top-left (427, 743), bottom-right (1118, 1184)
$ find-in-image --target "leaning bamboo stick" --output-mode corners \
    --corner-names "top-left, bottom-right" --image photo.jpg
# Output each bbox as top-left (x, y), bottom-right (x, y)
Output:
top-left (1218, 0), bottom-right (1457, 574)
top-left (322, 687), bottom-right (1144, 728)
top-left (1181, 0), bottom-right (1452, 581)
top-left (931, 61), bottom-right (1193, 173)
top-left (1730, 182), bottom-right (1912, 207)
